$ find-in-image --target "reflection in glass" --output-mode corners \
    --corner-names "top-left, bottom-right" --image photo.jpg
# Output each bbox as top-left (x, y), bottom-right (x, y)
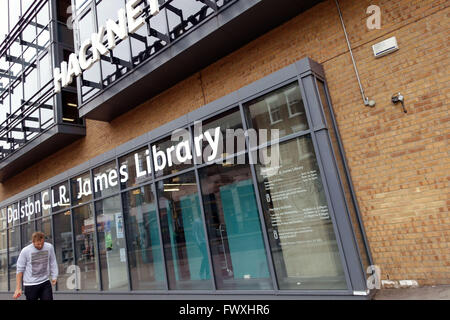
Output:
top-left (95, 195), bottom-right (129, 291)
top-left (0, 208), bottom-right (6, 230)
top-left (130, 7), bottom-right (168, 63)
top-left (96, 0), bottom-right (131, 85)
top-left (0, 227), bottom-right (7, 291)
top-left (153, 133), bottom-right (193, 178)
top-left (78, 10), bottom-right (101, 101)
top-left (196, 107), bottom-right (244, 165)
top-left (122, 185), bottom-right (165, 290)
top-left (93, 161), bottom-right (119, 199)
top-left (73, 204), bottom-right (99, 290)
top-left (8, 226), bottom-right (20, 290)
top-left (36, 216), bottom-right (53, 244)
top-left (157, 172), bottom-right (212, 290)
top-left (200, 163), bottom-right (272, 290)
top-left (21, 220), bottom-right (35, 248)
top-left (255, 136), bottom-right (346, 290)
top-left (245, 82), bottom-right (308, 140)
top-left (51, 181), bottom-right (71, 213)
top-left (119, 147), bottom-right (152, 190)
top-left (167, 0), bottom-right (214, 41)
top-left (71, 172), bottom-right (92, 206)
top-left (53, 211), bottom-right (74, 291)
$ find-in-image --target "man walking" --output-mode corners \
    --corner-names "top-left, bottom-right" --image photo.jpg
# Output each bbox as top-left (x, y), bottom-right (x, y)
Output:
top-left (13, 232), bottom-right (58, 300)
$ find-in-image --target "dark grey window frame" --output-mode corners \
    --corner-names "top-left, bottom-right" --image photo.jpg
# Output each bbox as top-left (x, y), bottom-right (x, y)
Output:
top-left (0, 57), bottom-right (372, 299)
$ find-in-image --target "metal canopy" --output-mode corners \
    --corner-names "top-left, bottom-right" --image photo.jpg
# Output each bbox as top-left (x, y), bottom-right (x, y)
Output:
top-left (0, 124), bottom-right (85, 182)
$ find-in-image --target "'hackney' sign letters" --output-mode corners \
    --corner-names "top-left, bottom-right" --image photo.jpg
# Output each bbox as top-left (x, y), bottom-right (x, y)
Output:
top-left (54, 0), bottom-right (160, 93)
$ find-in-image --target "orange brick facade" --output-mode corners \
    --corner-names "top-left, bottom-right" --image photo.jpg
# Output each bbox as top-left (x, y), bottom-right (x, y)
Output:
top-left (1, 0), bottom-right (449, 287)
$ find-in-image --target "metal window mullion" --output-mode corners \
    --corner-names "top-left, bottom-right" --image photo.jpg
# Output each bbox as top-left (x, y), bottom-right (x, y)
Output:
top-left (297, 74), bottom-right (354, 291)
top-left (148, 142), bottom-right (170, 292)
top-left (115, 157), bottom-right (132, 292)
top-left (89, 169), bottom-right (103, 291)
top-left (6, 226), bottom-right (9, 292)
top-left (316, 77), bottom-right (374, 267)
top-left (190, 125), bottom-right (216, 292)
top-left (238, 102), bottom-right (279, 292)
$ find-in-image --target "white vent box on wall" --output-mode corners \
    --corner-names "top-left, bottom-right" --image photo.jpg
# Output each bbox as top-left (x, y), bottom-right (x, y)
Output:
top-left (372, 36), bottom-right (399, 58)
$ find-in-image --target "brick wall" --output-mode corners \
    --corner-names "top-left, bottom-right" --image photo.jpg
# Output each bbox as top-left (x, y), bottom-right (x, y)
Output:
top-left (1, 0), bottom-right (448, 286)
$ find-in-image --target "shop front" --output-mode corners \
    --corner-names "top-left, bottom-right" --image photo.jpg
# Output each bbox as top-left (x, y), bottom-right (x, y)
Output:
top-left (0, 58), bottom-right (372, 299)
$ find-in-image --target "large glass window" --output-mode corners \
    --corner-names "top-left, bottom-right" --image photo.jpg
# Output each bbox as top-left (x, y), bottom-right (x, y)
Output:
top-left (8, 226), bottom-right (20, 290)
top-left (96, 0), bottom-right (131, 85)
top-left (153, 133), bottom-right (193, 179)
top-left (254, 136), bottom-right (346, 290)
top-left (71, 172), bottom-right (92, 206)
top-left (157, 171), bottom-right (212, 290)
top-left (122, 185), bottom-right (165, 290)
top-left (0, 216), bottom-right (7, 291)
top-left (73, 204), bottom-right (99, 290)
top-left (95, 195), bottom-right (129, 291)
top-left (199, 162), bottom-right (272, 290)
top-left (78, 10), bottom-right (101, 101)
top-left (245, 82), bottom-right (308, 140)
top-left (196, 107), bottom-right (245, 165)
top-left (21, 219), bottom-right (34, 248)
top-left (93, 161), bottom-right (120, 199)
top-left (53, 211), bottom-right (74, 291)
top-left (36, 216), bottom-right (53, 244)
top-left (119, 147), bottom-right (152, 190)
top-left (51, 181), bottom-right (71, 213)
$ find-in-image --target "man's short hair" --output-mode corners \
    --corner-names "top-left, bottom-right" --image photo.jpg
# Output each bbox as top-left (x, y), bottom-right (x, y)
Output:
top-left (32, 231), bottom-right (45, 242)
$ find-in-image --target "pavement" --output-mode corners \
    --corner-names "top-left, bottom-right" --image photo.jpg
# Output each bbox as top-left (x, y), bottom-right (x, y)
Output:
top-left (373, 285), bottom-right (450, 300)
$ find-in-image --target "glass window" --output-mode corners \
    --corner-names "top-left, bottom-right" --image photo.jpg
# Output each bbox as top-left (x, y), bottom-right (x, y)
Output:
top-left (96, 0), bottom-right (131, 85)
top-left (19, 196), bottom-right (35, 223)
top-left (37, 1), bottom-right (50, 27)
top-left (8, 226), bottom-right (20, 290)
top-left (119, 147), bottom-right (152, 190)
top-left (53, 211), bottom-right (74, 291)
top-left (39, 52), bottom-right (52, 87)
top-left (122, 185), bottom-right (165, 290)
top-left (157, 171), bottom-right (212, 290)
top-left (21, 219), bottom-right (35, 248)
top-left (130, 6), bottom-right (168, 62)
top-left (78, 10), bottom-right (101, 101)
top-left (0, 227), bottom-right (7, 291)
top-left (245, 82), bottom-right (308, 141)
top-left (0, 208), bottom-right (6, 230)
top-left (40, 189), bottom-right (52, 217)
top-left (255, 136), bottom-right (346, 290)
top-left (153, 133), bottom-right (193, 179)
top-left (40, 96), bottom-right (54, 130)
top-left (167, 0), bottom-right (214, 41)
top-left (51, 181), bottom-right (71, 213)
top-left (93, 161), bottom-right (119, 199)
top-left (9, 0), bottom-right (21, 30)
top-left (195, 107), bottom-right (244, 165)
top-left (199, 162), bottom-right (272, 290)
top-left (71, 172), bottom-right (92, 206)
top-left (95, 195), bottom-right (129, 291)
top-left (36, 216), bottom-right (53, 244)
top-left (73, 204), bottom-right (99, 290)
top-left (7, 203), bottom-right (20, 227)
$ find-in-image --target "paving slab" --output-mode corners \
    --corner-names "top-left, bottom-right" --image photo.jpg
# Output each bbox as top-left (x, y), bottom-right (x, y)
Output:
top-left (373, 285), bottom-right (450, 300)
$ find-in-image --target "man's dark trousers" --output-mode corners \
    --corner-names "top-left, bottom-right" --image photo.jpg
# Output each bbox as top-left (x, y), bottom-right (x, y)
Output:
top-left (24, 280), bottom-right (53, 300)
